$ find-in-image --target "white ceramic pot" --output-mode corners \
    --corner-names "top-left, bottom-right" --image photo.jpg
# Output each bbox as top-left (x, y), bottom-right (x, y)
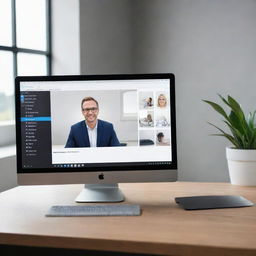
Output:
top-left (226, 147), bottom-right (256, 186)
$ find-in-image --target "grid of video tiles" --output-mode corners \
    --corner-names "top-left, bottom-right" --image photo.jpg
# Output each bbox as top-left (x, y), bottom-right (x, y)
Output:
top-left (138, 90), bottom-right (171, 147)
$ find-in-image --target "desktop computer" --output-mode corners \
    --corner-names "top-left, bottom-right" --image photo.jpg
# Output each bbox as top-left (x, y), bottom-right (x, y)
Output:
top-left (15, 73), bottom-right (177, 202)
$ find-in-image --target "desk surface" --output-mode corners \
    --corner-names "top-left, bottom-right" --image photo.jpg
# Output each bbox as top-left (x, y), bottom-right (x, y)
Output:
top-left (0, 182), bottom-right (256, 256)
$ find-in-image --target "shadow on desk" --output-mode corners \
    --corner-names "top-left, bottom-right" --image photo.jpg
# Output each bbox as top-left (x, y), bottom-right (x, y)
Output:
top-left (0, 245), bottom-right (158, 256)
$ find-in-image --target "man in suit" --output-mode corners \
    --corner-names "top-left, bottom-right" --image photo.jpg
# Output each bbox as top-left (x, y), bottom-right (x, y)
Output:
top-left (65, 97), bottom-right (120, 148)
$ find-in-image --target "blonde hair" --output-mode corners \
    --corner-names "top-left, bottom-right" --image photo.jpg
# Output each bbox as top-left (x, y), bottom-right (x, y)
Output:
top-left (157, 94), bottom-right (167, 107)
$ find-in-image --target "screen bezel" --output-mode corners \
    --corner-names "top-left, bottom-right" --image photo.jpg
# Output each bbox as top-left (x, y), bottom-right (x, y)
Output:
top-left (15, 73), bottom-right (177, 174)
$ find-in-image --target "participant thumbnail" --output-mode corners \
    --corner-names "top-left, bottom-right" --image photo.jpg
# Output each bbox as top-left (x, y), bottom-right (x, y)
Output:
top-left (156, 130), bottom-right (170, 146)
top-left (139, 110), bottom-right (154, 127)
top-left (155, 113), bottom-right (170, 127)
top-left (156, 92), bottom-right (169, 109)
top-left (139, 91), bottom-right (154, 109)
top-left (139, 130), bottom-right (155, 146)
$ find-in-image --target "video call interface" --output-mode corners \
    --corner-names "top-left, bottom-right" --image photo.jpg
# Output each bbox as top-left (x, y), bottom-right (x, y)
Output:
top-left (19, 79), bottom-right (173, 169)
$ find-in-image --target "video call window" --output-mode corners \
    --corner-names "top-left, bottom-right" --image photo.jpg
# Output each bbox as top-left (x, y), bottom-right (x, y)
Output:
top-left (51, 89), bottom-right (171, 149)
top-left (20, 79), bottom-right (172, 166)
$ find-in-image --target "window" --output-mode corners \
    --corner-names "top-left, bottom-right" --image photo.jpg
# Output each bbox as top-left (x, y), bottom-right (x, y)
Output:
top-left (0, 0), bottom-right (51, 122)
top-left (121, 91), bottom-right (137, 120)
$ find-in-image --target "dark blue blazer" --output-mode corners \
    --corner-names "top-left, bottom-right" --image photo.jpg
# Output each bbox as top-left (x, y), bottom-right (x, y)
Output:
top-left (65, 120), bottom-right (120, 148)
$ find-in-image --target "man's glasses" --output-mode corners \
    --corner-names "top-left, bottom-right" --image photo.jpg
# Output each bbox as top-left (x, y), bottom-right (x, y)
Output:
top-left (82, 107), bottom-right (98, 113)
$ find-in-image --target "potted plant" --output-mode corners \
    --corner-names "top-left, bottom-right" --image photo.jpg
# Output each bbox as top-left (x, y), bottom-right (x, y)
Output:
top-left (203, 94), bottom-right (256, 186)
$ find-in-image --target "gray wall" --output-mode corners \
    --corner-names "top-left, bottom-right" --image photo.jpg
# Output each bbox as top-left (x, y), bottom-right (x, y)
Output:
top-left (52, 0), bottom-right (80, 75)
top-left (80, 0), bottom-right (134, 74)
top-left (80, 0), bottom-right (256, 182)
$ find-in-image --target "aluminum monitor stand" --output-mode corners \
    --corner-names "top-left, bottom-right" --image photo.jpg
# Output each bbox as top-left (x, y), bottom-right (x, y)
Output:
top-left (75, 184), bottom-right (124, 203)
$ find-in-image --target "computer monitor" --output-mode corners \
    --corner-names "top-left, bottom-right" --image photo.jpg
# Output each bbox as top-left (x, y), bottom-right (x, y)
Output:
top-left (15, 74), bottom-right (177, 202)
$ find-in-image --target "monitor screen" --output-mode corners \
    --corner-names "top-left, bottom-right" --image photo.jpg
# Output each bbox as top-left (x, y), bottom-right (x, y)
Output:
top-left (15, 74), bottom-right (177, 201)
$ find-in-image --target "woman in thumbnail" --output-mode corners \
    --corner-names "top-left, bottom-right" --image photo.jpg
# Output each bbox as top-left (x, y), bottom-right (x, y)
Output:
top-left (145, 114), bottom-right (153, 123)
top-left (156, 132), bottom-right (169, 146)
top-left (157, 94), bottom-right (167, 108)
top-left (143, 114), bottom-right (154, 126)
top-left (140, 114), bottom-right (154, 127)
top-left (144, 97), bottom-right (153, 108)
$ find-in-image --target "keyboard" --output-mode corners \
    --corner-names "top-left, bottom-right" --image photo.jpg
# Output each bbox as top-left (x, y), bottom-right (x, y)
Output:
top-left (46, 204), bottom-right (141, 217)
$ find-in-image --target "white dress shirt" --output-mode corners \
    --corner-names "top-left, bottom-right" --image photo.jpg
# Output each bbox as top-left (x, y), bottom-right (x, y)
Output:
top-left (86, 121), bottom-right (98, 147)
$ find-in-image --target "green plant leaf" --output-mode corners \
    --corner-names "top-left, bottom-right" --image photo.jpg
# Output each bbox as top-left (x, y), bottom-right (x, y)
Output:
top-left (207, 122), bottom-right (240, 147)
top-left (207, 122), bottom-right (226, 134)
top-left (218, 94), bottom-right (248, 135)
top-left (247, 131), bottom-right (256, 149)
top-left (223, 120), bottom-right (245, 147)
top-left (227, 95), bottom-right (246, 121)
top-left (229, 110), bottom-right (244, 132)
top-left (248, 111), bottom-right (256, 130)
top-left (203, 100), bottom-right (229, 120)
top-left (218, 94), bottom-right (231, 107)
top-left (253, 129), bottom-right (256, 148)
top-left (213, 134), bottom-right (240, 148)
top-left (203, 94), bottom-right (256, 149)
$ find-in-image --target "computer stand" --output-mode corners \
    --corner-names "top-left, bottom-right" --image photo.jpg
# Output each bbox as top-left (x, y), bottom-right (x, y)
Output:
top-left (75, 184), bottom-right (125, 203)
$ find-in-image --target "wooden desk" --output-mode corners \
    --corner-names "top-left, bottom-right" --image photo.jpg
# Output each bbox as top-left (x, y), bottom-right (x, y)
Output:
top-left (0, 182), bottom-right (256, 256)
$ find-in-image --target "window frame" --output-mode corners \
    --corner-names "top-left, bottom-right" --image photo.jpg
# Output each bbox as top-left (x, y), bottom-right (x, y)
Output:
top-left (120, 90), bottom-right (138, 121)
top-left (0, 0), bottom-right (52, 77)
top-left (0, 0), bottom-right (52, 145)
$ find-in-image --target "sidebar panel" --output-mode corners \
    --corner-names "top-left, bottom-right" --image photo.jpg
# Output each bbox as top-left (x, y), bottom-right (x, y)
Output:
top-left (20, 91), bottom-right (52, 169)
